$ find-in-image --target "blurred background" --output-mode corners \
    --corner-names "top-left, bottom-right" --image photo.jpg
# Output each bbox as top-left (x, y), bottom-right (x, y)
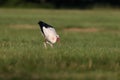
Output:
top-left (0, 0), bottom-right (120, 9)
top-left (0, 0), bottom-right (120, 80)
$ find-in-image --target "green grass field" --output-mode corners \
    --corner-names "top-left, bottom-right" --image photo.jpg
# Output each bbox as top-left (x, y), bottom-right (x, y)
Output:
top-left (0, 8), bottom-right (120, 80)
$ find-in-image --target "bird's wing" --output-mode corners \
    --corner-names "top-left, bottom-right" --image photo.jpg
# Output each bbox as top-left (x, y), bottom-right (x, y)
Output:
top-left (43, 27), bottom-right (58, 43)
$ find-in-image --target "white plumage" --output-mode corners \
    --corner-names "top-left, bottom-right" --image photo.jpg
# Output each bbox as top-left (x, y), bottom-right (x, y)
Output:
top-left (38, 21), bottom-right (59, 48)
top-left (43, 27), bottom-right (59, 43)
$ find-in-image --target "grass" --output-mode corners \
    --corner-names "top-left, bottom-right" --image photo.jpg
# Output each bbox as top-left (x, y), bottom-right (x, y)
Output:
top-left (0, 8), bottom-right (120, 80)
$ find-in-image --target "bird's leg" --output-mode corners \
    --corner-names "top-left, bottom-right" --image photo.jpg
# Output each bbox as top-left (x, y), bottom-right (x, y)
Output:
top-left (46, 41), bottom-right (53, 48)
top-left (44, 42), bottom-right (47, 49)
top-left (50, 43), bottom-right (53, 48)
top-left (44, 39), bottom-right (47, 49)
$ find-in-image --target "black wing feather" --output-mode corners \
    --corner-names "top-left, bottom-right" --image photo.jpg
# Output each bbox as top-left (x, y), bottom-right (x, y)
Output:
top-left (38, 21), bottom-right (53, 34)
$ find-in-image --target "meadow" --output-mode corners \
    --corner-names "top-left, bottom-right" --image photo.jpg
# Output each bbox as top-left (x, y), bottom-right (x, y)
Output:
top-left (0, 8), bottom-right (120, 80)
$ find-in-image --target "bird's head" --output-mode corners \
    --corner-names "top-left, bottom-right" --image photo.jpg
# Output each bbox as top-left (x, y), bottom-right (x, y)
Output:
top-left (56, 35), bottom-right (60, 42)
top-left (56, 37), bottom-right (60, 42)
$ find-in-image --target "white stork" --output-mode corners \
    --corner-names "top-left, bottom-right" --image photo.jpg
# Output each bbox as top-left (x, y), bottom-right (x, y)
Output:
top-left (38, 21), bottom-right (60, 48)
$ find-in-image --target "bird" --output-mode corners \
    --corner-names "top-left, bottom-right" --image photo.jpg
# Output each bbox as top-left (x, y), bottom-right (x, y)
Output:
top-left (38, 21), bottom-right (60, 48)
